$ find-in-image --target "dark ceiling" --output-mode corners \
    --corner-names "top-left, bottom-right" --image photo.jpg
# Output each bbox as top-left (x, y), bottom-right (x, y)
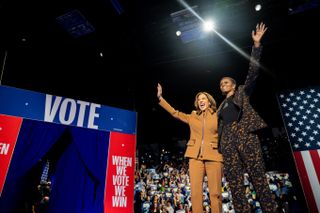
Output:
top-left (0, 0), bottom-right (319, 145)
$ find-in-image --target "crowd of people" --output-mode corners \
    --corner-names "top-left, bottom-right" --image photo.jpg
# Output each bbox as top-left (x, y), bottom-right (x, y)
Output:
top-left (27, 22), bottom-right (302, 213)
top-left (154, 22), bottom-right (280, 212)
top-left (134, 154), bottom-right (298, 213)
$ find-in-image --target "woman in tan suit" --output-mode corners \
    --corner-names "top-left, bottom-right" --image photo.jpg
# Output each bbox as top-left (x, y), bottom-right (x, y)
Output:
top-left (157, 83), bottom-right (223, 213)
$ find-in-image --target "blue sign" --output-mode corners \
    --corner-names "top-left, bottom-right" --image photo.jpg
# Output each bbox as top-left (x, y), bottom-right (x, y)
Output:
top-left (0, 85), bottom-right (137, 134)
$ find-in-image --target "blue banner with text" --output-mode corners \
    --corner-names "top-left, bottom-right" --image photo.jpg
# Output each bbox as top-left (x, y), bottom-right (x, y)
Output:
top-left (0, 85), bottom-right (136, 134)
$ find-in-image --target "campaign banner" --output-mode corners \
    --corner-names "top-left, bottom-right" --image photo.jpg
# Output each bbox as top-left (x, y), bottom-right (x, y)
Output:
top-left (0, 114), bottom-right (22, 196)
top-left (0, 85), bottom-right (137, 212)
top-left (104, 132), bottom-right (136, 213)
top-left (0, 85), bottom-right (136, 134)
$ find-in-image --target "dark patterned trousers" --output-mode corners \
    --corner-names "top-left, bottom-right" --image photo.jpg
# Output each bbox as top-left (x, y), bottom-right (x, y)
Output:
top-left (220, 124), bottom-right (278, 213)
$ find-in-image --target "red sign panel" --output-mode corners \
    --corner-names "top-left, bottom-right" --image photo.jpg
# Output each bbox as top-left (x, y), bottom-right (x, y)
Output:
top-left (0, 114), bottom-right (22, 196)
top-left (104, 132), bottom-right (136, 213)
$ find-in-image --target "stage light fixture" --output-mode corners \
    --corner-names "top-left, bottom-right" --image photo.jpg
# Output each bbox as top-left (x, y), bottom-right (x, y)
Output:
top-left (255, 4), bottom-right (262, 11)
top-left (202, 20), bottom-right (215, 32)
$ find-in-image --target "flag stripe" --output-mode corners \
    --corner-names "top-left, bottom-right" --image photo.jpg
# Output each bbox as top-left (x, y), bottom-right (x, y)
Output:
top-left (278, 88), bottom-right (320, 213)
top-left (310, 150), bottom-right (320, 185)
top-left (308, 150), bottom-right (320, 212)
top-left (294, 151), bottom-right (318, 213)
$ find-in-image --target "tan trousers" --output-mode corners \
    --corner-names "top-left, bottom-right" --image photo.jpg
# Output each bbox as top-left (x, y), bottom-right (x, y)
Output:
top-left (189, 158), bottom-right (222, 213)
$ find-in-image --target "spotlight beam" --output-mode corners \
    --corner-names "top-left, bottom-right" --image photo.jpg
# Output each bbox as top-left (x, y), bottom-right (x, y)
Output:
top-left (177, 0), bottom-right (268, 71)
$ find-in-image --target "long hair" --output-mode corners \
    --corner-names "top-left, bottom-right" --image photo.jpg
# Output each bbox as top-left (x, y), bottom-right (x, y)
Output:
top-left (194, 92), bottom-right (217, 114)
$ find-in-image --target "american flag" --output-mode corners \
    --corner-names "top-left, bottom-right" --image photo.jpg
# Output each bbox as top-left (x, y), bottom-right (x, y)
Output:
top-left (278, 87), bottom-right (320, 213)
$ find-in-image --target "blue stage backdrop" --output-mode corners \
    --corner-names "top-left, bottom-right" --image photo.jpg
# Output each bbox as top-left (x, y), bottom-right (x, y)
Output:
top-left (0, 85), bottom-right (137, 213)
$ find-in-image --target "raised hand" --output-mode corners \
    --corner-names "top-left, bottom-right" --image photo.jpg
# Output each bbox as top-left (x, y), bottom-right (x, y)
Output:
top-left (157, 83), bottom-right (162, 99)
top-left (252, 22), bottom-right (267, 47)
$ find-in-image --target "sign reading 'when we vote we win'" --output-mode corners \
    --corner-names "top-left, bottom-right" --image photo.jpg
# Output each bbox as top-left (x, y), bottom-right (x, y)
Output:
top-left (105, 133), bottom-right (136, 212)
top-left (0, 85), bottom-right (137, 213)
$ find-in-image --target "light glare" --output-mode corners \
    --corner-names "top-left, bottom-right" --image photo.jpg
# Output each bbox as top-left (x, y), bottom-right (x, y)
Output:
top-left (255, 4), bottom-right (262, 11)
top-left (203, 20), bottom-right (215, 32)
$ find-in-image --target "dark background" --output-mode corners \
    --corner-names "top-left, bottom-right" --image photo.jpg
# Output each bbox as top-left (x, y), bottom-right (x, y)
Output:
top-left (1, 0), bottom-right (319, 210)
top-left (0, 0), bottom-right (319, 145)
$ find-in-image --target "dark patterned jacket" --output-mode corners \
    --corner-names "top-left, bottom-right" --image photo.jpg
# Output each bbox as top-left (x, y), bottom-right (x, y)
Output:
top-left (217, 46), bottom-right (267, 149)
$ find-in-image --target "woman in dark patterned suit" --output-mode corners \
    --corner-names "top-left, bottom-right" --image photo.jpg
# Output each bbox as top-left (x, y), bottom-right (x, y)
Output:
top-left (217, 23), bottom-right (278, 213)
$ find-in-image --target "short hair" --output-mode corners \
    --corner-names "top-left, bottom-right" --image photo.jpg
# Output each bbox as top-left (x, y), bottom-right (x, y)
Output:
top-left (221, 76), bottom-right (237, 86)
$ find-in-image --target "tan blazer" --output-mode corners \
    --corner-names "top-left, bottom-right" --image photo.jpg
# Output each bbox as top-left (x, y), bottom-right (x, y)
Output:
top-left (159, 98), bottom-right (223, 162)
